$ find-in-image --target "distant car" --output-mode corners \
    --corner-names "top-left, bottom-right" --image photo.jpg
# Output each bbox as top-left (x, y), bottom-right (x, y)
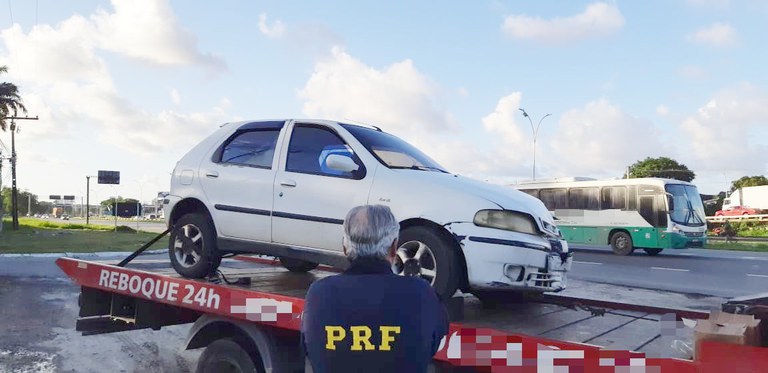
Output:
top-left (61, 215), bottom-right (71, 220)
top-left (715, 206), bottom-right (759, 216)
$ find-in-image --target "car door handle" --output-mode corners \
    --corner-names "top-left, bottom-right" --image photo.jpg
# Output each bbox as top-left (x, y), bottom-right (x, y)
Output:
top-left (280, 180), bottom-right (297, 187)
top-left (205, 171), bottom-right (219, 178)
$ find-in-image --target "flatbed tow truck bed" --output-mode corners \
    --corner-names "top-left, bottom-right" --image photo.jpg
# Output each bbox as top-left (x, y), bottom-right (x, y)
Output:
top-left (57, 256), bottom-right (768, 372)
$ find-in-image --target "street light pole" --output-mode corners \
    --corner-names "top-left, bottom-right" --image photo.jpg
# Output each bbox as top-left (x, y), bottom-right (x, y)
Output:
top-left (519, 108), bottom-right (551, 181)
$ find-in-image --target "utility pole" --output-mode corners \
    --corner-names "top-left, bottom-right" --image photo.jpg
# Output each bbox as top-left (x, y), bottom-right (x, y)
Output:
top-left (8, 113), bottom-right (39, 230)
top-left (519, 108), bottom-right (551, 181)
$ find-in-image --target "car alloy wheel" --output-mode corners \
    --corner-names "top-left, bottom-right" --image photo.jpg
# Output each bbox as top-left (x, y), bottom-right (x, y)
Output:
top-left (393, 240), bottom-right (437, 285)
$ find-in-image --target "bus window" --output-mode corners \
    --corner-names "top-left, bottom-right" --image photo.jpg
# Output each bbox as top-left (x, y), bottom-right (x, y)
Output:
top-left (656, 195), bottom-right (668, 227)
top-left (639, 196), bottom-right (656, 226)
top-left (601, 187), bottom-right (626, 210)
top-left (569, 188), bottom-right (599, 210)
top-left (520, 189), bottom-right (539, 198)
top-left (627, 186), bottom-right (637, 210)
top-left (540, 189), bottom-right (567, 210)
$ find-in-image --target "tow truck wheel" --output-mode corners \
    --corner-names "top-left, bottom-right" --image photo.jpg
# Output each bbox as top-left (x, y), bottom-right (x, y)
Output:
top-left (396, 226), bottom-right (462, 300)
top-left (196, 339), bottom-right (261, 373)
top-left (610, 231), bottom-right (634, 256)
top-left (643, 248), bottom-right (663, 256)
top-left (279, 257), bottom-right (319, 272)
top-left (169, 213), bottom-right (222, 278)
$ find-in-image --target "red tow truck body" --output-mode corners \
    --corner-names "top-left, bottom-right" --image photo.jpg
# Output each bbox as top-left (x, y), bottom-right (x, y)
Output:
top-left (57, 256), bottom-right (768, 372)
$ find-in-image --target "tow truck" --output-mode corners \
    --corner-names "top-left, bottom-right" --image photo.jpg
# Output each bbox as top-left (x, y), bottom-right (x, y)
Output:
top-left (57, 232), bottom-right (768, 372)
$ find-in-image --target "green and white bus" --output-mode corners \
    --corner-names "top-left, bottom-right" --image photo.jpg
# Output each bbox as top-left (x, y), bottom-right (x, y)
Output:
top-left (513, 177), bottom-right (708, 256)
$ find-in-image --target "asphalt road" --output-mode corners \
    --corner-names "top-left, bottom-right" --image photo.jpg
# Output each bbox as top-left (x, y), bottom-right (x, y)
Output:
top-left (568, 245), bottom-right (768, 298)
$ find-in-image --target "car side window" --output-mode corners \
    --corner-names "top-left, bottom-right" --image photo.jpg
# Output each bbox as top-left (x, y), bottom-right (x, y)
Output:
top-left (286, 125), bottom-right (365, 179)
top-left (218, 129), bottom-right (280, 169)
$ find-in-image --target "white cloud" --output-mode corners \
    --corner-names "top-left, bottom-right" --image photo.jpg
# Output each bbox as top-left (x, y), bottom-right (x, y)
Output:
top-left (258, 13), bottom-right (285, 38)
top-left (170, 88), bottom-right (181, 105)
top-left (0, 0), bottom-right (229, 155)
top-left (548, 99), bottom-right (669, 177)
top-left (687, 23), bottom-right (738, 47)
top-left (502, 2), bottom-right (625, 43)
top-left (680, 83), bottom-right (768, 171)
top-left (482, 93), bottom-right (528, 147)
top-left (299, 46), bottom-right (455, 135)
top-left (656, 105), bottom-right (670, 116)
top-left (91, 0), bottom-right (225, 70)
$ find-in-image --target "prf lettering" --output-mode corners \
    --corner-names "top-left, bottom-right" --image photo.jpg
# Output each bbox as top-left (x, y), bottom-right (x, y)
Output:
top-left (325, 326), bottom-right (401, 351)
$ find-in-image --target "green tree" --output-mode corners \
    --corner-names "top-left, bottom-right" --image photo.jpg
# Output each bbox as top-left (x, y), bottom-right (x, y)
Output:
top-left (0, 65), bottom-right (27, 131)
top-left (625, 157), bottom-right (695, 182)
top-left (730, 175), bottom-right (768, 192)
top-left (1, 187), bottom-right (43, 215)
top-left (100, 196), bottom-right (139, 207)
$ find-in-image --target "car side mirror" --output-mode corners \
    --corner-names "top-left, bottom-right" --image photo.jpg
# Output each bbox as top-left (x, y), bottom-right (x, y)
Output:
top-left (326, 154), bottom-right (359, 173)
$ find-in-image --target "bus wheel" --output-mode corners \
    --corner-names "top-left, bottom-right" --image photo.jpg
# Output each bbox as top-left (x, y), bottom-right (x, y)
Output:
top-left (610, 232), bottom-right (634, 256)
top-left (643, 248), bottom-right (663, 256)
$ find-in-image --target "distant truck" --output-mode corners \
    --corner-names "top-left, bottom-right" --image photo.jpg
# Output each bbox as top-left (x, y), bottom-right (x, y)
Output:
top-left (722, 185), bottom-right (768, 213)
top-left (51, 207), bottom-right (65, 218)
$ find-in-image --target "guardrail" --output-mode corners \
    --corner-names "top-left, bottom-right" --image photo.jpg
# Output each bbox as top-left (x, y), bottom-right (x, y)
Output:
top-left (705, 214), bottom-right (768, 222)
top-left (708, 236), bottom-right (768, 243)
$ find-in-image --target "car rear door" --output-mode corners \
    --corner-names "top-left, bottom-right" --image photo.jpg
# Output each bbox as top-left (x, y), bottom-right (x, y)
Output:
top-left (197, 121), bottom-right (285, 241)
top-left (271, 121), bottom-right (376, 252)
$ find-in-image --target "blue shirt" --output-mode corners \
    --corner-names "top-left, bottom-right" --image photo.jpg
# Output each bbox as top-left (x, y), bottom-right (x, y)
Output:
top-left (301, 257), bottom-right (449, 373)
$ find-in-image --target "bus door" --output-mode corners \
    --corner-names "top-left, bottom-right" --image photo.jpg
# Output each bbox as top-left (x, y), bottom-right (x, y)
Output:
top-left (635, 195), bottom-right (663, 248)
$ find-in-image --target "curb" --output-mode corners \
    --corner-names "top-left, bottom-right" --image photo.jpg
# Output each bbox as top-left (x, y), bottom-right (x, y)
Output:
top-left (0, 248), bottom-right (169, 258)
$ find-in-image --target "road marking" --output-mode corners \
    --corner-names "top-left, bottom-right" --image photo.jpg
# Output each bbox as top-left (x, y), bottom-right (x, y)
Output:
top-left (742, 257), bottom-right (761, 260)
top-left (651, 267), bottom-right (690, 272)
top-left (573, 261), bottom-right (602, 265)
top-left (747, 274), bottom-right (768, 278)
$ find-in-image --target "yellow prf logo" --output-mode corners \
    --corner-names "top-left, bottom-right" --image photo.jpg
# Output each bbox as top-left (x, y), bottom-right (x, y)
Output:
top-left (325, 326), bottom-right (401, 351)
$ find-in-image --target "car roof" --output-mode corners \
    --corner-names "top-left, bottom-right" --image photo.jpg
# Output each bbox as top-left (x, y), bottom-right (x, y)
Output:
top-left (220, 119), bottom-right (382, 132)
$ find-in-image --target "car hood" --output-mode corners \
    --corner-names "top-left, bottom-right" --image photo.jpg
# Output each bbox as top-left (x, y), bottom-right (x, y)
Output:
top-left (395, 170), bottom-right (556, 228)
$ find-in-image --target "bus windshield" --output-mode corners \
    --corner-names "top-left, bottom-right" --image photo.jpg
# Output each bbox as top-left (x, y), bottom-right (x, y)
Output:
top-left (665, 184), bottom-right (706, 227)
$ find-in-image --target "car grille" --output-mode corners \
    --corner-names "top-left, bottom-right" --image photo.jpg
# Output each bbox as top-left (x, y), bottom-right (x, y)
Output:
top-left (684, 231), bottom-right (704, 237)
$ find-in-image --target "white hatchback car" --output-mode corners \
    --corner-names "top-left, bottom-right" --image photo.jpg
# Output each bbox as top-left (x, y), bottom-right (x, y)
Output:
top-left (164, 119), bottom-right (572, 300)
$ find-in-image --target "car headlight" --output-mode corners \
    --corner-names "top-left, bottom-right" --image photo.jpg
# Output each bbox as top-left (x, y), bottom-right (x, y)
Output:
top-left (473, 210), bottom-right (539, 235)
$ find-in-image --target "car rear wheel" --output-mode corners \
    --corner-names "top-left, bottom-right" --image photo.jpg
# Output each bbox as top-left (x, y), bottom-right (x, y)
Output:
top-left (169, 213), bottom-right (222, 278)
top-left (279, 257), bottom-right (319, 273)
top-left (395, 226), bottom-right (463, 300)
top-left (610, 231), bottom-right (634, 256)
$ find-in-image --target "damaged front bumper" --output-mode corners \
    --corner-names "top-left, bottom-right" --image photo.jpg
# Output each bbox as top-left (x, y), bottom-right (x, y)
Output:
top-left (446, 223), bottom-right (573, 293)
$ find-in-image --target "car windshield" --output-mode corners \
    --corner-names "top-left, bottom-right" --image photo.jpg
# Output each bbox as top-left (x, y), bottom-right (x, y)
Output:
top-left (341, 124), bottom-right (448, 173)
top-left (666, 184), bottom-right (706, 227)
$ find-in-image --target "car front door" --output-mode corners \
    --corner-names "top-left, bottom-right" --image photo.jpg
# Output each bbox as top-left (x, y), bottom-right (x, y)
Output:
top-left (198, 121), bottom-right (284, 241)
top-left (272, 122), bottom-right (376, 252)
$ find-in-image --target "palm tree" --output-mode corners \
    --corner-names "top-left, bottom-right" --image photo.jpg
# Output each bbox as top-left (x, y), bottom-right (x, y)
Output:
top-left (0, 65), bottom-right (26, 131)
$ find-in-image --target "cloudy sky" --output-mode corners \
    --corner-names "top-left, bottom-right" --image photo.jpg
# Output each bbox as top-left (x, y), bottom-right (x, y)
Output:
top-left (0, 0), bottom-right (766, 205)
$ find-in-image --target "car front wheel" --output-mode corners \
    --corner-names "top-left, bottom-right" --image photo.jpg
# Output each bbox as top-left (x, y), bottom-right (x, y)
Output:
top-left (169, 213), bottom-right (222, 278)
top-left (395, 226), bottom-right (462, 300)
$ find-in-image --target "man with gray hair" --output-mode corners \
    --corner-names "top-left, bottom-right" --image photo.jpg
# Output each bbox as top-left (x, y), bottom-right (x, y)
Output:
top-left (301, 205), bottom-right (449, 373)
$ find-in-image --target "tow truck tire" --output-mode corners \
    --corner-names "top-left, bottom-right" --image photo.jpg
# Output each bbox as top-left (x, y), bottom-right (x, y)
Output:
top-left (643, 248), bottom-right (663, 256)
top-left (279, 257), bottom-right (319, 272)
top-left (610, 231), bottom-right (634, 256)
top-left (398, 226), bottom-right (462, 301)
top-left (169, 213), bottom-right (222, 278)
top-left (196, 339), bottom-right (261, 373)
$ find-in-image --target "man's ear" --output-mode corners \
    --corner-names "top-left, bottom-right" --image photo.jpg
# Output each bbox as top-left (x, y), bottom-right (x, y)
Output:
top-left (388, 239), bottom-right (398, 258)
